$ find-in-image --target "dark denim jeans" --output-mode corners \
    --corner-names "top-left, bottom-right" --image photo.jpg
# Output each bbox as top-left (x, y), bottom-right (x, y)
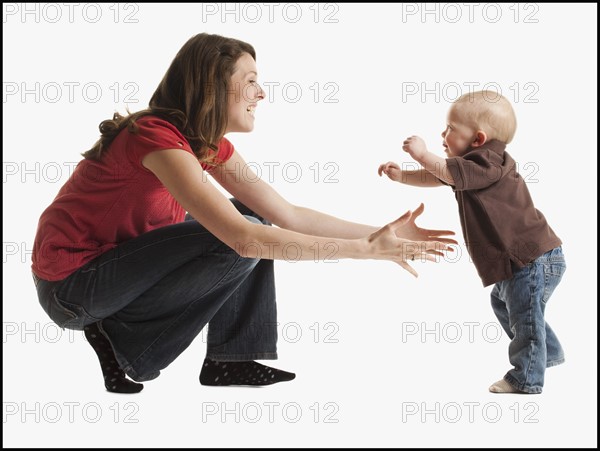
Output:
top-left (490, 246), bottom-right (566, 393)
top-left (33, 199), bottom-right (278, 382)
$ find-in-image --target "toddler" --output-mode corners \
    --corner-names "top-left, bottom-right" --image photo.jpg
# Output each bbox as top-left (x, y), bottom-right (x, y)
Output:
top-left (378, 91), bottom-right (565, 394)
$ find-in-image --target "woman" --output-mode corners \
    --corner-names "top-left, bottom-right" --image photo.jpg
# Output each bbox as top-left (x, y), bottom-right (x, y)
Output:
top-left (31, 33), bottom-right (456, 393)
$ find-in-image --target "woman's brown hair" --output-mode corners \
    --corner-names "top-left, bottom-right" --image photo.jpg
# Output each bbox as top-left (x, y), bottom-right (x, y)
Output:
top-left (82, 33), bottom-right (256, 163)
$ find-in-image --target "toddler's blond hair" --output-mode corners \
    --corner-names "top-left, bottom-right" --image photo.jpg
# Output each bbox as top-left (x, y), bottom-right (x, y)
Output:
top-left (452, 90), bottom-right (517, 143)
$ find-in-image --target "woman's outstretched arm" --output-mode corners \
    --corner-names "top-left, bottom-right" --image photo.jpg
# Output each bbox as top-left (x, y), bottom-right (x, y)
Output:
top-left (212, 150), bottom-right (457, 244)
top-left (143, 148), bottom-right (452, 276)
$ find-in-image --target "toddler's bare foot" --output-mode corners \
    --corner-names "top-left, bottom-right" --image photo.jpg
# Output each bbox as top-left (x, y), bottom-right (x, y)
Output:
top-left (488, 379), bottom-right (527, 394)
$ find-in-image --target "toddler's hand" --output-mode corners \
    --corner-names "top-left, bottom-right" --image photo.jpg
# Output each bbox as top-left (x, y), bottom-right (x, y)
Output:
top-left (402, 136), bottom-right (428, 160)
top-left (378, 161), bottom-right (402, 182)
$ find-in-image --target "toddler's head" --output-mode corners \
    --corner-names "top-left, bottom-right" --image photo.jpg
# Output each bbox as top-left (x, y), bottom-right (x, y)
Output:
top-left (442, 90), bottom-right (517, 157)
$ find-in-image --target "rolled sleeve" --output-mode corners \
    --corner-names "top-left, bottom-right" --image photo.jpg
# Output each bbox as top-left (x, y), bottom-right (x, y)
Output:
top-left (446, 151), bottom-right (504, 191)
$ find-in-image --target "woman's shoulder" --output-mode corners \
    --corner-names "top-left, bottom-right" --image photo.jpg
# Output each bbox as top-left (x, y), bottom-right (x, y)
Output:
top-left (134, 114), bottom-right (179, 130)
top-left (128, 114), bottom-right (187, 142)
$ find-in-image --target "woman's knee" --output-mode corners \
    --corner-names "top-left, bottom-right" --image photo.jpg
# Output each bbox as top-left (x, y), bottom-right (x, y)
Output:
top-left (243, 215), bottom-right (265, 226)
top-left (232, 199), bottom-right (271, 226)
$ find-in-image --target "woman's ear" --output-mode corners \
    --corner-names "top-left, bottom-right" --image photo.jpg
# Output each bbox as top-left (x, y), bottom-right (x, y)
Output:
top-left (471, 130), bottom-right (487, 147)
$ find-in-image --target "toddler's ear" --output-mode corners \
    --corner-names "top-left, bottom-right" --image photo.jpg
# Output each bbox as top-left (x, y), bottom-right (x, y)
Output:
top-left (471, 130), bottom-right (487, 147)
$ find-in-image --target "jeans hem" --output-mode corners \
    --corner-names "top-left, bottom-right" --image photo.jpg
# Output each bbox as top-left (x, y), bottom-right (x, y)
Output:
top-left (546, 357), bottom-right (565, 368)
top-left (504, 374), bottom-right (542, 394)
top-left (97, 320), bottom-right (160, 383)
top-left (123, 366), bottom-right (161, 383)
top-left (206, 352), bottom-right (278, 361)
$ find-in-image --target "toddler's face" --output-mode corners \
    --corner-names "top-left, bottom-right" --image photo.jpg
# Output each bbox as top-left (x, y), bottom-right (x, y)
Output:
top-left (441, 108), bottom-right (477, 157)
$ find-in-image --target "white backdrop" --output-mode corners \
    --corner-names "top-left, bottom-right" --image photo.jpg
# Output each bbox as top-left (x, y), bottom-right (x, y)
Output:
top-left (3, 3), bottom-right (597, 447)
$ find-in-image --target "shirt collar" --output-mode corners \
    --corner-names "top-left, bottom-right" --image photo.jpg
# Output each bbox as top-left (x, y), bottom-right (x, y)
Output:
top-left (464, 139), bottom-right (506, 156)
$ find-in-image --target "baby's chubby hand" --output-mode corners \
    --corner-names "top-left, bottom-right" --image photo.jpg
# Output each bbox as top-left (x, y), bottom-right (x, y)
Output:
top-left (378, 161), bottom-right (402, 182)
top-left (402, 136), bottom-right (428, 160)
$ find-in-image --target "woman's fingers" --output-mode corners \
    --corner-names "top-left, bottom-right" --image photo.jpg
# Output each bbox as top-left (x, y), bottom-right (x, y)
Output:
top-left (421, 228), bottom-right (456, 236)
top-left (399, 250), bottom-right (449, 266)
top-left (419, 229), bottom-right (458, 245)
top-left (427, 237), bottom-right (459, 245)
top-left (406, 251), bottom-right (445, 262)
top-left (374, 220), bottom-right (456, 272)
top-left (411, 203), bottom-right (425, 219)
top-left (389, 210), bottom-right (412, 227)
top-left (397, 260), bottom-right (418, 278)
top-left (396, 241), bottom-right (452, 260)
top-left (422, 253), bottom-right (440, 262)
top-left (424, 240), bottom-right (453, 252)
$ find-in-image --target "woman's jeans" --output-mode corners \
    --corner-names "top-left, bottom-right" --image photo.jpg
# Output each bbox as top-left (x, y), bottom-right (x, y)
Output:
top-left (33, 199), bottom-right (278, 382)
top-left (490, 246), bottom-right (566, 393)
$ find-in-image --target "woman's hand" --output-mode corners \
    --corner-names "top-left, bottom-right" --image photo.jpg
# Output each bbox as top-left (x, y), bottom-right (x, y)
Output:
top-left (395, 203), bottom-right (457, 246)
top-left (366, 209), bottom-right (456, 277)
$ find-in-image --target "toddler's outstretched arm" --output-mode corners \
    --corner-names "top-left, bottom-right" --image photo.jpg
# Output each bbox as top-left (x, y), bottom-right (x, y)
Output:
top-left (402, 136), bottom-right (455, 185)
top-left (378, 161), bottom-right (444, 187)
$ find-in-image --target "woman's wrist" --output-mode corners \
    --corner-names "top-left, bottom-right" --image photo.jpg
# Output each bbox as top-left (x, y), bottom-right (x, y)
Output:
top-left (339, 237), bottom-right (370, 260)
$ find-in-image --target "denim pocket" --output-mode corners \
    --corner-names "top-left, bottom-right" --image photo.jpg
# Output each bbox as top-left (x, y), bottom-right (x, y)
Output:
top-left (54, 295), bottom-right (98, 331)
top-left (37, 280), bottom-right (96, 331)
top-left (39, 292), bottom-right (78, 330)
top-left (547, 263), bottom-right (566, 276)
top-left (542, 262), bottom-right (566, 303)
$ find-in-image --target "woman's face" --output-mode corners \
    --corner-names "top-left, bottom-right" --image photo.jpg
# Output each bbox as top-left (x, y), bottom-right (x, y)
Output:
top-left (226, 52), bottom-right (265, 134)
